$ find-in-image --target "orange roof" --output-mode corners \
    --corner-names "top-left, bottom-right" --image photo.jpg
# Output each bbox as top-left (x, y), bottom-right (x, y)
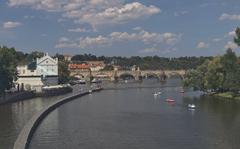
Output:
top-left (69, 63), bottom-right (90, 69)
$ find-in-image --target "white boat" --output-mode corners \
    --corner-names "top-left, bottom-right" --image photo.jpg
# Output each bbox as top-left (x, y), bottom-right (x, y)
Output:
top-left (91, 78), bottom-right (102, 83)
top-left (188, 104), bottom-right (196, 109)
top-left (89, 89), bottom-right (92, 93)
top-left (154, 91), bottom-right (161, 96)
top-left (78, 79), bottom-right (86, 84)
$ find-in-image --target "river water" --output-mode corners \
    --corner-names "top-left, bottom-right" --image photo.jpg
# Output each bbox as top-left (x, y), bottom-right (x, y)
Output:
top-left (25, 79), bottom-right (240, 149)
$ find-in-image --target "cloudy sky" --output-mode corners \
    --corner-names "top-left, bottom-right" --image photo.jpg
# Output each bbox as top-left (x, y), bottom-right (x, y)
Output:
top-left (0, 0), bottom-right (240, 57)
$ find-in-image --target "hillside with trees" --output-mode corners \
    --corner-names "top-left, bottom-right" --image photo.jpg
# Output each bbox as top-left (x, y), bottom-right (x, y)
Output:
top-left (71, 54), bottom-right (212, 70)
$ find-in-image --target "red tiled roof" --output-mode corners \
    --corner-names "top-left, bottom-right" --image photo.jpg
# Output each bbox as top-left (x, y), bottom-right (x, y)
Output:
top-left (69, 63), bottom-right (90, 69)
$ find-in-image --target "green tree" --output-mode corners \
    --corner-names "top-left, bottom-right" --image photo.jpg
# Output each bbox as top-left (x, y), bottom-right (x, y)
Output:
top-left (184, 60), bottom-right (210, 91)
top-left (58, 60), bottom-right (70, 84)
top-left (0, 46), bottom-right (17, 95)
top-left (26, 51), bottom-right (44, 62)
top-left (102, 65), bottom-right (114, 71)
top-left (220, 49), bottom-right (240, 91)
top-left (184, 69), bottom-right (203, 90)
top-left (204, 57), bottom-right (224, 90)
top-left (234, 27), bottom-right (240, 46)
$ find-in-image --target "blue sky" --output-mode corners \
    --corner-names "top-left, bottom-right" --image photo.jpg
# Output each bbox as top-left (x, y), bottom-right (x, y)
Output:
top-left (0, 0), bottom-right (240, 57)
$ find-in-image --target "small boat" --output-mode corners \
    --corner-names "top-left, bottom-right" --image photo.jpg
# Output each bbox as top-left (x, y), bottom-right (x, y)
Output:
top-left (166, 98), bottom-right (175, 102)
top-left (188, 104), bottom-right (196, 109)
top-left (157, 91), bottom-right (162, 95)
top-left (153, 93), bottom-right (158, 96)
top-left (89, 89), bottom-right (92, 93)
top-left (91, 78), bottom-right (102, 84)
top-left (77, 79), bottom-right (86, 84)
top-left (124, 80), bottom-right (128, 83)
top-left (180, 90), bottom-right (185, 93)
top-left (79, 80), bottom-right (86, 84)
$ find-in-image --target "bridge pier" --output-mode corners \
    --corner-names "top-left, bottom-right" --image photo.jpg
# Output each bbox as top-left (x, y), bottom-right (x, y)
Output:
top-left (134, 67), bottom-right (142, 81)
top-left (111, 67), bottom-right (118, 81)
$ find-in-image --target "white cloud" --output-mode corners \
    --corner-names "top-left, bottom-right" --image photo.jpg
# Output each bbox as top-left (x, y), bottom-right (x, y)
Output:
top-left (174, 10), bottom-right (188, 17)
top-left (24, 15), bottom-right (35, 19)
top-left (66, 2), bottom-right (160, 28)
top-left (212, 38), bottom-right (222, 42)
top-left (3, 21), bottom-right (22, 29)
top-left (228, 30), bottom-right (236, 37)
top-left (139, 47), bottom-right (177, 54)
top-left (57, 18), bottom-right (66, 22)
top-left (140, 47), bottom-right (159, 53)
top-left (133, 26), bottom-right (142, 31)
top-left (219, 13), bottom-right (240, 21)
top-left (68, 28), bottom-right (90, 33)
top-left (8, 0), bottom-right (160, 28)
top-left (196, 42), bottom-right (208, 49)
top-left (55, 30), bottom-right (181, 50)
top-left (224, 41), bottom-right (238, 50)
top-left (8, 0), bottom-right (65, 11)
top-left (55, 37), bottom-right (77, 48)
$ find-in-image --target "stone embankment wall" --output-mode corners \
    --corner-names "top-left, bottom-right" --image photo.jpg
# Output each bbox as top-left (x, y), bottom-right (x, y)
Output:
top-left (13, 88), bottom-right (102, 149)
top-left (0, 91), bottom-right (35, 105)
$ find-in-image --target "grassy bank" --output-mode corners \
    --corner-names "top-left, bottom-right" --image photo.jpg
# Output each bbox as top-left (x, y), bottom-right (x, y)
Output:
top-left (213, 92), bottom-right (240, 100)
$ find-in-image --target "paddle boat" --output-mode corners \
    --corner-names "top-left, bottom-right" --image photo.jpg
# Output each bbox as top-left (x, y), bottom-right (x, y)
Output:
top-left (165, 98), bottom-right (175, 102)
top-left (153, 91), bottom-right (162, 96)
top-left (188, 104), bottom-right (196, 109)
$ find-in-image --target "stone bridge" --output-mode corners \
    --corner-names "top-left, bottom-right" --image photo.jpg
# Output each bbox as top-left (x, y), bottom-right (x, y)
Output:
top-left (70, 68), bottom-right (186, 81)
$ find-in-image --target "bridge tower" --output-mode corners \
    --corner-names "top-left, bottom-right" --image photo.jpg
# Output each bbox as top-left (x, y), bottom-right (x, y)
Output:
top-left (135, 67), bottom-right (142, 81)
top-left (159, 70), bottom-right (167, 81)
top-left (111, 66), bottom-right (118, 81)
top-left (89, 69), bottom-right (94, 82)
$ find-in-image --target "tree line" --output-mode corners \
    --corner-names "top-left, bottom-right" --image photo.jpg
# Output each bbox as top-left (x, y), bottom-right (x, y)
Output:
top-left (71, 54), bottom-right (212, 70)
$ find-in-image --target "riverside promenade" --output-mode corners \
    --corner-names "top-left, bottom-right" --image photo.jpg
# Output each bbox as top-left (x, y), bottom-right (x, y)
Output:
top-left (13, 87), bottom-right (103, 149)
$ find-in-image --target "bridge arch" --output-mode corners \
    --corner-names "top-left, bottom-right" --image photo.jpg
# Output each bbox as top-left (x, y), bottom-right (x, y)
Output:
top-left (94, 72), bottom-right (110, 78)
top-left (143, 72), bottom-right (159, 79)
top-left (165, 71), bottom-right (185, 80)
top-left (119, 72), bottom-right (135, 80)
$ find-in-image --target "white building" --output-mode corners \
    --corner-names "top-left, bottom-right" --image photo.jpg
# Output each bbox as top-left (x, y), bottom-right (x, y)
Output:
top-left (16, 53), bottom-right (58, 92)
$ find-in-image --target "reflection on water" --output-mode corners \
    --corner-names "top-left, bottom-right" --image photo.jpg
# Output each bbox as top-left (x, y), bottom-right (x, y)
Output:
top-left (28, 78), bottom-right (240, 149)
top-left (0, 91), bottom-right (74, 149)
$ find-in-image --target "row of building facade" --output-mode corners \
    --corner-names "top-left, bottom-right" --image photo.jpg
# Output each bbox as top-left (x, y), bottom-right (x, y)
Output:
top-left (16, 54), bottom-right (106, 92)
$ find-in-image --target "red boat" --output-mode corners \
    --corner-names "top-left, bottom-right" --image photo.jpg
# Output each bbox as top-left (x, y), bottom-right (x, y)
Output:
top-left (166, 98), bottom-right (175, 102)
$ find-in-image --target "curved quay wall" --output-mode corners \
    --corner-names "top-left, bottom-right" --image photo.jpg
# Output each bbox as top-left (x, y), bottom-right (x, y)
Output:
top-left (13, 88), bottom-right (103, 149)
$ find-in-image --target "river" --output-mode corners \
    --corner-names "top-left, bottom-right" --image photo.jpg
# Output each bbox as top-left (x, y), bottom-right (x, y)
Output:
top-left (28, 79), bottom-right (240, 149)
top-left (1, 79), bottom-right (240, 149)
